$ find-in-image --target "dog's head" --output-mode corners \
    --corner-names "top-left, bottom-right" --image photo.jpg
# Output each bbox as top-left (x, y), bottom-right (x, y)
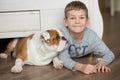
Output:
top-left (40, 28), bottom-right (68, 52)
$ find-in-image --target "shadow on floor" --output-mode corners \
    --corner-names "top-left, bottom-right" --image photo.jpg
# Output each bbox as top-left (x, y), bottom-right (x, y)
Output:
top-left (0, 38), bottom-right (13, 52)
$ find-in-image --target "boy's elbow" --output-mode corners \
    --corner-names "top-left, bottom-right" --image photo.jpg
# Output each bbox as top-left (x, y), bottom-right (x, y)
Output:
top-left (112, 53), bottom-right (115, 61)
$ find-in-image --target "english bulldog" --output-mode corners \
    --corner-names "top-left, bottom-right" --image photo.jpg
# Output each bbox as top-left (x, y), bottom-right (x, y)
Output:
top-left (0, 28), bottom-right (68, 73)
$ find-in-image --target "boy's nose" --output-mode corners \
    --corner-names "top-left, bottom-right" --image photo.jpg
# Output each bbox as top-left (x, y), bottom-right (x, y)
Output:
top-left (75, 19), bottom-right (80, 23)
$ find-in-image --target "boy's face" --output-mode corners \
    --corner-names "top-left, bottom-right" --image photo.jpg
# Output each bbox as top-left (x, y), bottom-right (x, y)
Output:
top-left (64, 9), bottom-right (89, 34)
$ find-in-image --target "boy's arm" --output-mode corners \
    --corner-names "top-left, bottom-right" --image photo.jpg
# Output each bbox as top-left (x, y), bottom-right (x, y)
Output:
top-left (91, 32), bottom-right (115, 65)
top-left (91, 34), bottom-right (114, 72)
top-left (58, 49), bottom-right (77, 70)
top-left (59, 49), bottom-right (97, 75)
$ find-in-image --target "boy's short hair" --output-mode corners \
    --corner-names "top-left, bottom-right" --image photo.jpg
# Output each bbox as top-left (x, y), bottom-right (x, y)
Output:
top-left (64, 1), bottom-right (88, 18)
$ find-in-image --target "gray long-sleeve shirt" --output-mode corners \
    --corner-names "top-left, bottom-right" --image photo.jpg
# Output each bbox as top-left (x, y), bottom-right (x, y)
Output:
top-left (58, 27), bottom-right (115, 70)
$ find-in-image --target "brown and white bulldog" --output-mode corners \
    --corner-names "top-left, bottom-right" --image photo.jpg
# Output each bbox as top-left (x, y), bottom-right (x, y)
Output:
top-left (0, 28), bottom-right (68, 73)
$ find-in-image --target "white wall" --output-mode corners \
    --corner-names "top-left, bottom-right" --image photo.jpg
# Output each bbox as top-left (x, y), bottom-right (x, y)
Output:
top-left (0, 0), bottom-right (71, 38)
top-left (0, 0), bottom-right (93, 30)
top-left (0, 0), bottom-right (72, 11)
top-left (0, 0), bottom-right (103, 38)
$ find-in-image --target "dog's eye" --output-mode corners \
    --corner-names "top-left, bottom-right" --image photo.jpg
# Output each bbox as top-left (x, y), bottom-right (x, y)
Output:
top-left (53, 36), bottom-right (60, 41)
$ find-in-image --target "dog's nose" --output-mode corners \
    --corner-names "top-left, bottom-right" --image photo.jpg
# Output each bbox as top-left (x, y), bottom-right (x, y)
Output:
top-left (61, 36), bottom-right (68, 43)
top-left (61, 36), bottom-right (66, 40)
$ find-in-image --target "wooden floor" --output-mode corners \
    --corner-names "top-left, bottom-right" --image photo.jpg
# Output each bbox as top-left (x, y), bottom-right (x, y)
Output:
top-left (0, 12), bottom-right (120, 80)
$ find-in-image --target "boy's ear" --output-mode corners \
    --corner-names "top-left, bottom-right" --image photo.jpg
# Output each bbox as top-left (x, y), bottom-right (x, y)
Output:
top-left (63, 18), bottom-right (68, 27)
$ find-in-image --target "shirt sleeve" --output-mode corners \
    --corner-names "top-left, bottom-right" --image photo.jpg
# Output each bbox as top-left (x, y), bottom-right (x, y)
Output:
top-left (91, 33), bottom-right (115, 65)
top-left (58, 49), bottom-right (78, 70)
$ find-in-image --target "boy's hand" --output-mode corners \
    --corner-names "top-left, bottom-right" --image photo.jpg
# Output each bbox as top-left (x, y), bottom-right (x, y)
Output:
top-left (74, 63), bottom-right (97, 75)
top-left (80, 64), bottom-right (97, 74)
top-left (95, 60), bottom-right (111, 73)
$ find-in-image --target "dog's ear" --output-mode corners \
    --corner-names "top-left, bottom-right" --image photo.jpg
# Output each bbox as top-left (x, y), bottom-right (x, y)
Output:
top-left (40, 31), bottom-right (50, 41)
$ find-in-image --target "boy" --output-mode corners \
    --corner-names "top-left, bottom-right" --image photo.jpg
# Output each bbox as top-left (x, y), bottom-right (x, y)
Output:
top-left (58, 1), bottom-right (115, 75)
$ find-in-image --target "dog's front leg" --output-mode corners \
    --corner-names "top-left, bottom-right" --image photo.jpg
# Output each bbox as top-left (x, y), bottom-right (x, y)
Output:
top-left (53, 57), bottom-right (63, 69)
top-left (11, 58), bottom-right (24, 73)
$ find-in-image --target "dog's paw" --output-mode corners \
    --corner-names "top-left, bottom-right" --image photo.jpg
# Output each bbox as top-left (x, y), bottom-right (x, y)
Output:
top-left (11, 65), bottom-right (23, 73)
top-left (53, 60), bottom-right (63, 69)
top-left (0, 53), bottom-right (8, 59)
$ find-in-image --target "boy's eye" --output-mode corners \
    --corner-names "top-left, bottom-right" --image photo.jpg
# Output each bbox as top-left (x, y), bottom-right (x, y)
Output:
top-left (68, 16), bottom-right (86, 20)
top-left (69, 17), bottom-right (75, 20)
top-left (79, 16), bottom-right (85, 19)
